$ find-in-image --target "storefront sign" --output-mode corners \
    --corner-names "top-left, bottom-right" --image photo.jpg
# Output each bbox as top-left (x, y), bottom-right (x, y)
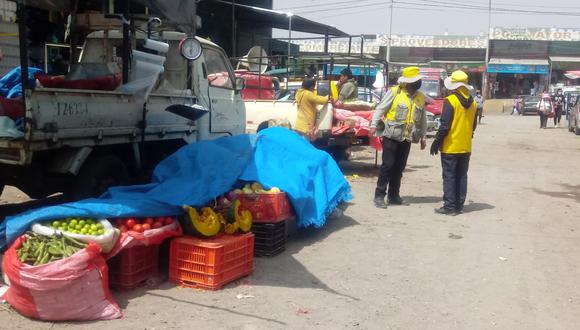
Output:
top-left (388, 35), bottom-right (486, 49)
top-left (491, 28), bottom-right (580, 42)
top-left (294, 40), bottom-right (382, 54)
top-left (487, 63), bottom-right (549, 75)
top-left (326, 65), bottom-right (379, 76)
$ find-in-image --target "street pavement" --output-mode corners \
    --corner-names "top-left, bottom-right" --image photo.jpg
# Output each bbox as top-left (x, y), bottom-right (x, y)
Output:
top-left (2, 114), bottom-right (580, 329)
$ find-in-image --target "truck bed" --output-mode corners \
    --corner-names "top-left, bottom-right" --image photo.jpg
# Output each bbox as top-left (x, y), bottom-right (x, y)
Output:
top-left (0, 88), bottom-right (197, 165)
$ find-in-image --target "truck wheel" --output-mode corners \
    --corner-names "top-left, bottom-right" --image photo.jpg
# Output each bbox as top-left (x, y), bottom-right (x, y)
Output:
top-left (327, 147), bottom-right (350, 162)
top-left (74, 155), bottom-right (128, 199)
top-left (257, 122), bottom-right (269, 132)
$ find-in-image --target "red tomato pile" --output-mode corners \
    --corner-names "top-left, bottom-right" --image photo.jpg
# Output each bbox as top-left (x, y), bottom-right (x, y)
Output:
top-left (114, 216), bottom-right (175, 233)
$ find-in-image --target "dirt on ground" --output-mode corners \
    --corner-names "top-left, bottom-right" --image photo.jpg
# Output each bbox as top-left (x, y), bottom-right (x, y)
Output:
top-left (1, 114), bottom-right (580, 330)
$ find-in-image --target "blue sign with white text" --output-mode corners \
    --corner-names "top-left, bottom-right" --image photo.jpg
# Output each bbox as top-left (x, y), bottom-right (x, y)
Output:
top-left (487, 63), bottom-right (549, 75)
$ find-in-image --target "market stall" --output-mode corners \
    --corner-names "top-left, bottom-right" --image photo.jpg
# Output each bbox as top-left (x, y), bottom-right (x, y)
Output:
top-left (0, 127), bottom-right (351, 321)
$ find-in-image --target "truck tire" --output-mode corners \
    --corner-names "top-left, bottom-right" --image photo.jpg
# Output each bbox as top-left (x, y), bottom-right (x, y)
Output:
top-left (327, 146), bottom-right (350, 163)
top-left (73, 155), bottom-right (128, 199)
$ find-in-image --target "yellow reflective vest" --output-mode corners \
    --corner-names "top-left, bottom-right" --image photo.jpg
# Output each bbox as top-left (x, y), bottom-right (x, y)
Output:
top-left (383, 86), bottom-right (425, 142)
top-left (442, 93), bottom-right (477, 154)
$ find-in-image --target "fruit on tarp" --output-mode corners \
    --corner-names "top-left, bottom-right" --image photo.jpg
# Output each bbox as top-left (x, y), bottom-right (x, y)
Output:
top-left (182, 205), bottom-right (221, 237)
top-left (17, 231), bottom-right (87, 266)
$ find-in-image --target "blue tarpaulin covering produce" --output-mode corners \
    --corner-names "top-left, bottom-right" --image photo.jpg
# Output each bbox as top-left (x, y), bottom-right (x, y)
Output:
top-left (0, 127), bottom-right (352, 250)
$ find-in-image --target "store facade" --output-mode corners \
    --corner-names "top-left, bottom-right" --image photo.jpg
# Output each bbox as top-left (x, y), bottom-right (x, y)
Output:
top-left (293, 27), bottom-right (580, 98)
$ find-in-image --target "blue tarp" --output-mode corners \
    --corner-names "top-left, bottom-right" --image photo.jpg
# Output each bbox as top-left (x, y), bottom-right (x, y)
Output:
top-left (0, 128), bottom-right (351, 250)
top-left (0, 67), bottom-right (44, 98)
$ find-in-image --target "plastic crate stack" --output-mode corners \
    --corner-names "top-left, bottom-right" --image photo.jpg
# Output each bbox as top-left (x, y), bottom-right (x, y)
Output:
top-left (169, 233), bottom-right (254, 290)
top-left (108, 244), bottom-right (159, 290)
top-left (238, 192), bottom-right (294, 257)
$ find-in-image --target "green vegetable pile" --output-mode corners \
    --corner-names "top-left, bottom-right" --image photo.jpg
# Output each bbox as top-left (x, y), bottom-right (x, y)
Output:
top-left (17, 232), bottom-right (87, 266)
top-left (47, 218), bottom-right (105, 236)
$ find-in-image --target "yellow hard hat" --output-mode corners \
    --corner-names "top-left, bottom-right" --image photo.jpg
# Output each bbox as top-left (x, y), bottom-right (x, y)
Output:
top-left (444, 70), bottom-right (473, 90)
top-left (397, 66), bottom-right (423, 84)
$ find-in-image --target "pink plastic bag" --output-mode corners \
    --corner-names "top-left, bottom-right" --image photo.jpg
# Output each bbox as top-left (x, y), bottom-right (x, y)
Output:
top-left (106, 221), bottom-right (182, 258)
top-left (2, 236), bottom-right (122, 321)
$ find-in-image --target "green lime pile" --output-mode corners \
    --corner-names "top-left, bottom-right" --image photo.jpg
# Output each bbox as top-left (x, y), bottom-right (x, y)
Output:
top-left (47, 218), bottom-right (105, 236)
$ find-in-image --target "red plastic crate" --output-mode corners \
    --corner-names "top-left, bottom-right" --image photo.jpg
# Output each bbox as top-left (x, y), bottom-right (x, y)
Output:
top-left (169, 233), bottom-right (254, 290)
top-left (237, 192), bottom-right (293, 223)
top-left (108, 244), bottom-right (159, 289)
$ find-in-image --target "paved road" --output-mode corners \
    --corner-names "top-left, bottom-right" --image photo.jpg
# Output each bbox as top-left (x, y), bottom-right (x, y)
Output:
top-left (2, 114), bottom-right (580, 329)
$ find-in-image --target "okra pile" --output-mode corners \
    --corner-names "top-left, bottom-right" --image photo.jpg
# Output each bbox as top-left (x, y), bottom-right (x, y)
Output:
top-left (17, 232), bottom-right (87, 266)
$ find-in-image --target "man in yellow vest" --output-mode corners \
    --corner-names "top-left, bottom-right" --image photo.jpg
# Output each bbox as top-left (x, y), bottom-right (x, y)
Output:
top-left (370, 66), bottom-right (428, 209)
top-left (430, 70), bottom-right (478, 215)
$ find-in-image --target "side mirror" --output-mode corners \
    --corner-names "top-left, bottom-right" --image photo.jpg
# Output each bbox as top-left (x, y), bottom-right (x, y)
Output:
top-left (235, 77), bottom-right (246, 91)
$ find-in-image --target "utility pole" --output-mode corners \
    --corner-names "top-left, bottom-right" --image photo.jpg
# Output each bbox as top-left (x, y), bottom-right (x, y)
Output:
top-left (287, 13), bottom-right (293, 89)
top-left (386, 0), bottom-right (394, 84)
top-left (483, 0), bottom-right (491, 98)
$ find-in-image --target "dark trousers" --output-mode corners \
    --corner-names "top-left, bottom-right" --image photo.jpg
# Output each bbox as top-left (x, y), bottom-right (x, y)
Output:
top-left (441, 153), bottom-right (470, 211)
top-left (477, 108), bottom-right (483, 123)
top-left (539, 111), bottom-right (548, 128)
top-left (554, 107), bottom-right (562, 125)
top-left (375, 138), bottom-right (411, 199)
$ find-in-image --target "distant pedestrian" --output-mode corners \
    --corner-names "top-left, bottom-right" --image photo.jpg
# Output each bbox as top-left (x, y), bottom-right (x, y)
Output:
top-left (430, 70), bottom-right (477, 215)
top-left (474, 90), bottom-right (484, 122)
top-left (295, 78), bottom-right (330, 140)
top-left (536, 93), bottom-right (552, 129)
top-left (511, 96), bottom-right (521, 116)
top-left (553, 89), bottom-right (564, 128)
top-left (336, 68), bottom-right (358, 102)
top-left (370, 66), bottom-right (427, 209)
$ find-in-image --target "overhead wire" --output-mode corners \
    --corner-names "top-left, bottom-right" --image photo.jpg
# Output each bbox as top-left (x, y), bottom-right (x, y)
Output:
top-left (300, 0), bottom-right (580, 18)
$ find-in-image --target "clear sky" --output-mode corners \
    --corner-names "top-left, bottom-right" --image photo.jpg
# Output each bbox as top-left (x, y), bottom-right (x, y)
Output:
top-left (273, 0), bottom-right (580, 36)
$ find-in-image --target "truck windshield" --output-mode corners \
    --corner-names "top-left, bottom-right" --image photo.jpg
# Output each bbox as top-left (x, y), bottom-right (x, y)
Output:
top-left (420, 80), bottom-right (441, 98)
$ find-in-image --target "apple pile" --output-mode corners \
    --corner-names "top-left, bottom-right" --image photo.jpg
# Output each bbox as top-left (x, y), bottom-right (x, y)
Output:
top-left (114, 216), bottom-right (175, 233)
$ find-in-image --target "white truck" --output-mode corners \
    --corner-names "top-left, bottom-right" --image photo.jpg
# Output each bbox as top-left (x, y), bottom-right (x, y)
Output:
top-left (0, 26), bottom-right (246, 199)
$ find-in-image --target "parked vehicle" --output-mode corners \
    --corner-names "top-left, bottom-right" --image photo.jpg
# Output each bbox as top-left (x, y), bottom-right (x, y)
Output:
top-left (0, 12), bottom-right (245, 199)
top-left (241, 54), bottom-right (388, 161)
top-left (520, 96), bottom-right (540, 115)
top-left (419, 68), bottom-right (447, 117)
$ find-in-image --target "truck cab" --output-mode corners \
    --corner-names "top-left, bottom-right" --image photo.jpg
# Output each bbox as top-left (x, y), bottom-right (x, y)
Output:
top-left (0, 29), bottom-right (245, 199)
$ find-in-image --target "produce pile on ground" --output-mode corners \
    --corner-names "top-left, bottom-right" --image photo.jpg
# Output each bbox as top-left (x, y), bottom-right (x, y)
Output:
top-left (17, 231), bottom-right (87, 265)
top-left (113, 216), bottom-right (175, 233)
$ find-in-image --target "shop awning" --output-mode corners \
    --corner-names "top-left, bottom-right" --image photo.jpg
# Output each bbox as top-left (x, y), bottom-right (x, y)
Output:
top-left (203, 0), bottom-right (348, 36)
top-left (564, 71), bottom-right (580, 79)
top-left (487, 58), bottom-right (549, 74)
top-left (429, 61), bottom-right (485, 73)
top-left (550, 56), bottom-right (580, 70)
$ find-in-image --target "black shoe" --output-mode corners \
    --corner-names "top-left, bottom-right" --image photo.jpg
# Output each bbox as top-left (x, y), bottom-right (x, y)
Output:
top-left (434, 207), bottom-right (457, 215)
top-left (374, 197), bottom-right (388, 209)
top-left (388, 196), bottom-right (407, 206)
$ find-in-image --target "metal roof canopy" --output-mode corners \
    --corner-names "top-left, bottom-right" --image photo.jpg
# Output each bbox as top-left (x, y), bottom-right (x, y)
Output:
top-left (550, 56), bottom-right (580, 70)
top-left (204, 0), bottom-right (348, 37)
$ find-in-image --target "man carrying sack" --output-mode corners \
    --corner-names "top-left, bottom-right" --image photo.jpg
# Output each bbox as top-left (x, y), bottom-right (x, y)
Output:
top-left (430, 70), bottom-right (477, 215)
top-left (370, 66), bottom-right (427, 209)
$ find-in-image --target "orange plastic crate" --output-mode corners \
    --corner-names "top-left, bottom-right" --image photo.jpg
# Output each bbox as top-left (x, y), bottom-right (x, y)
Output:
top-left (238, 192), bottom-right (293, 223)
top-left (108, 244), bottom-right (159, 289)
top-left (169, 233), bottom-right (254, 290)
